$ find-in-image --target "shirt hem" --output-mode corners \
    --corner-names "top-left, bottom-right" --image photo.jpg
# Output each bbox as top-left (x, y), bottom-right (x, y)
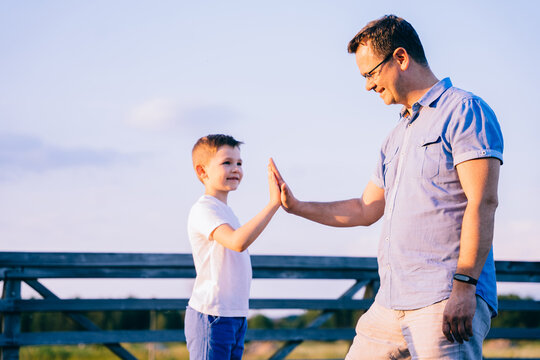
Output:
top-left (188, 300), bottom-right (249, 317)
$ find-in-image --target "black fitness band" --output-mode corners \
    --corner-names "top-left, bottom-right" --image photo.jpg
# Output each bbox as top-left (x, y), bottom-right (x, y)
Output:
top-left (453, 273), bottom-right (478, 285)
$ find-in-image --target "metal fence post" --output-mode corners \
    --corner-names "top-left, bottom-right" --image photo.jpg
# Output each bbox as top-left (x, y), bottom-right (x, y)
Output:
top-left (1, 279), bottom-right (21, 360)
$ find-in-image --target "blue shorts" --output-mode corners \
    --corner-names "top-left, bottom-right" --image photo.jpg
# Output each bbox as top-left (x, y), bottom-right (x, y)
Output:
top-left (184, 306), bottom-right (247, 360)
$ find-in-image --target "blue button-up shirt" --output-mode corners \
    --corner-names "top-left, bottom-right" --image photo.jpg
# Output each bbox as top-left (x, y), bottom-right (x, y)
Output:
top-left (372, 78), bottom-right (503, 315)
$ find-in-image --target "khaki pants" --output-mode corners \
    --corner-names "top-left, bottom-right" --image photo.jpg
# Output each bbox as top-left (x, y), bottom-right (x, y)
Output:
top-left (345, 296), bottom-right (491, 359)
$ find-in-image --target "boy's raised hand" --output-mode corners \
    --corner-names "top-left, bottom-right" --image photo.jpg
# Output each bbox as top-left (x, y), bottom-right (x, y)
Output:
top-left (267, 159), bottom-right (281, 207)
top-left (269, 158), bottom-right (299, 213)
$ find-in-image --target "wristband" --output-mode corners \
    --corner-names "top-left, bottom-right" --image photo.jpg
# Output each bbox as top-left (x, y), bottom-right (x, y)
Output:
top-left (453, 273), bottom-right (478, 286)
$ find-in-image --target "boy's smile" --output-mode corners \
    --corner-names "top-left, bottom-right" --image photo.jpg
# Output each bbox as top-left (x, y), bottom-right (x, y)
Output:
top-left (202, 145), bottom-right (243, 203)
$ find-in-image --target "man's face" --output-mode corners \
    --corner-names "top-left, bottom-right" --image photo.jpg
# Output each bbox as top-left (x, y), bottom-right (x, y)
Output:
top-left (355, 42), bottom-right (400, 106)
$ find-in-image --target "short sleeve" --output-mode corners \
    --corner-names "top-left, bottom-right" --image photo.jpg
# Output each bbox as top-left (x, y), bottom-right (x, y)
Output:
top-left (188, 200), bottom-right (229, 240)
top-left (448, 97), bottom-right (504, 166)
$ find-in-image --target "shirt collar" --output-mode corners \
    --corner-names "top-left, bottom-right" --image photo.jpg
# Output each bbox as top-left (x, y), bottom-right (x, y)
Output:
top-left (400, 77), bottom-right (453, 118)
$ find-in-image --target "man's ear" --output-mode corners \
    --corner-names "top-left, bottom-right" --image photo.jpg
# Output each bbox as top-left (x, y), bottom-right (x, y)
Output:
top-left (393, 47), bottom-right (410, 71)
top-left (196, 165), bottom-right (207, 182)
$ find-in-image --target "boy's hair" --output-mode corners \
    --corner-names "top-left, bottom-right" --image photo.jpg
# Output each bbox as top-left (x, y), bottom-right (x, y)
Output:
top-left (192, 134), bottom-right (243, 182)
top-left (347, 15), bottom-right (428, 67)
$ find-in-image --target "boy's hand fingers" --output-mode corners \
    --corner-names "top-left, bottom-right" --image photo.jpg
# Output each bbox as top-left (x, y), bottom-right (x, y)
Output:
top-left (269, 158), bottom-right (285, 183)
top-left (267, 167), bottom-right (279, 186)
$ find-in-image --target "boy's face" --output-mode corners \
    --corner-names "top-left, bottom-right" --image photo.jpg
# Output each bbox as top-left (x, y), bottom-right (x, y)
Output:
top-left (201, 145), bottom-right (243, 197)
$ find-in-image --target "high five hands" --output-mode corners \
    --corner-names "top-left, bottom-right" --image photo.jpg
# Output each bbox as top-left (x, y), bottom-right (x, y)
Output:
top-left (269, 158), bottom-right (298, 213)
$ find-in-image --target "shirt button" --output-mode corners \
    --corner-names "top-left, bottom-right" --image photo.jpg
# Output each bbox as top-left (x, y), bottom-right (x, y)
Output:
top-left (385, 237), bottom-right (389, 242)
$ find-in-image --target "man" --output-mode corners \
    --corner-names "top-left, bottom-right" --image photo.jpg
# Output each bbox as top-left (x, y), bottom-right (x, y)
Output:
top-left (271, 15), bottom-right (503, 359)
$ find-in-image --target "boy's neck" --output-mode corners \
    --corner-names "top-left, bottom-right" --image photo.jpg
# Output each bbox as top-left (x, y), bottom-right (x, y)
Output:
top-left (205, 189), bottom-right (229, 204)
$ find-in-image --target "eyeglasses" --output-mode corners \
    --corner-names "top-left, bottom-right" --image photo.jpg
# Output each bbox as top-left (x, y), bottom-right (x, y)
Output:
top-left (364, 52), bottom-right (393, 80)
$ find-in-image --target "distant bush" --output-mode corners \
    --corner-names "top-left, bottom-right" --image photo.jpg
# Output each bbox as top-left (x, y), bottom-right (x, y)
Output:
top-left (492, 294), bottom-right (540, 329)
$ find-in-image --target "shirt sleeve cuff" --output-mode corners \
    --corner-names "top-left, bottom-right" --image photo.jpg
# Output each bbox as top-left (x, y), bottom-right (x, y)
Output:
top-left (204, 221), bottom-right (229, 240)
top-left (454, 149), bottom-right (504, 167)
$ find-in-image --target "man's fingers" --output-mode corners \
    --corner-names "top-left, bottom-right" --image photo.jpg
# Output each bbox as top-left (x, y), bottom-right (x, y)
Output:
top-left (465, 316), bottom-right (474, 339)
top-left (280, 183), bottom-right (294, 212)
top-left (281, 183), bottom-right (290, 201)
top-left (442, 320), bottom-right (454, 343)
top-left (451, 318), bottom-right (463, 344)
top-left (458, 319), bottom-right (470, 342)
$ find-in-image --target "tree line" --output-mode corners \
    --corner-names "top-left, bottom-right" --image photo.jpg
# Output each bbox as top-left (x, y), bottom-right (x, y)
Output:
top-left (8, 294), bottom-right (538, 333)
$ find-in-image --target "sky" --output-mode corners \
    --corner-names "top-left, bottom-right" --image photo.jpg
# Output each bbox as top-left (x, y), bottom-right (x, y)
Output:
top-left (1, 1), bottom-right (539, 302)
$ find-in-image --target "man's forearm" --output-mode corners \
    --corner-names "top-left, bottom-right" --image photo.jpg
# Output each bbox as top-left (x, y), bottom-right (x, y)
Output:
top-left (456, 200), bottom-right (497, 278)
top-left (290, 198), bottom-right (377, 227)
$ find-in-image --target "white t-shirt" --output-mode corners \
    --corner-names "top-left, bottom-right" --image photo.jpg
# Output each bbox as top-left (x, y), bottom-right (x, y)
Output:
top-left (187, 195), bottom-right (252, 317)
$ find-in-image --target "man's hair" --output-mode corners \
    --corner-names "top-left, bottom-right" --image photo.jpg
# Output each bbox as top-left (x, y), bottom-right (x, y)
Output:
top-left (192, 134), bottom-right (243, 181)
top-left (347, 15), bottom-right (428, 66)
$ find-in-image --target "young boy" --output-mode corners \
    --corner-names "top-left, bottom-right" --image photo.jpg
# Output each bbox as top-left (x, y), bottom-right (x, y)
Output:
top-left (185, 134), bottom-right (281, 359)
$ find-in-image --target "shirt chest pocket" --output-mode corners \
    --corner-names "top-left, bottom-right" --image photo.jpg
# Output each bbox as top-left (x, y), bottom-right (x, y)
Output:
top-left (420, 135), bottom-right (441, 179)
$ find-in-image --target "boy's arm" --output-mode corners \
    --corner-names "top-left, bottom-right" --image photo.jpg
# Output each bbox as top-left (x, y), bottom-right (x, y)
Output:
top-left (270, 159), bottom-right (385, 227)
top-left (211, 162), bottom-right (281, 252)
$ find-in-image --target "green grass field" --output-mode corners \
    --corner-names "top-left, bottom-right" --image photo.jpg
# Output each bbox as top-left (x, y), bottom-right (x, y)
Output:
top-left (19, 340), bottom-right (540, 359)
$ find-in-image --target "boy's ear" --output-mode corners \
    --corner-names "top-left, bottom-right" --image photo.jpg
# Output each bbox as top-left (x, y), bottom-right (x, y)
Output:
top-left (196, 165), bottom-right (207, 182)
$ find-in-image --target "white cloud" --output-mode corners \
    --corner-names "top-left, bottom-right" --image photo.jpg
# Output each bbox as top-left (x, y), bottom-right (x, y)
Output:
top-left (125, 98), bottom-right (239, 133)
top-left (0, 133), bottom-right (138, 179)
top-left (126, 98), bottom-right (180, 130)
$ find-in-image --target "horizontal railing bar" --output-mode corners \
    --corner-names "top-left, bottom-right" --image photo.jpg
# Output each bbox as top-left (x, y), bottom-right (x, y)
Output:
top-left (495, 260), bottom-right (540, 274)
top-left (0, 269), bottom-right (379, 280)
top-left (1, 298), bottom-right (536, 313)
top-left (0, 326), bottom-right (538, 347)
top-left (0, 298), bottom-right (376, 312)
top-left (497, 299), bottom-right (540, 311)
top-left (1, 269), bottom-right (197, 280)
top-left (0, 330), bottom-right (184, 346)
top-left (493, 274), bottom-right (540, 282)
top-left (0, 253), bottom-right (194, 267)
top-left (0, 329), bottom-right (355, 346)
top-left (486, 327), bottom-right (540, 339)
top-left (0, 253), bottom-right (378, 270)
top-left (247, 329), bottom-right (355, 341)
top-left (2, 252), bottom-right (538, 274)
top-left (2, 270), bottom-right (534, 282)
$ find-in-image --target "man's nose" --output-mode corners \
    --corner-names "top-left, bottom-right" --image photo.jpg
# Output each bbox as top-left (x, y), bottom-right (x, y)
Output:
top-left (365, 78), bottom-right (376, 92)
